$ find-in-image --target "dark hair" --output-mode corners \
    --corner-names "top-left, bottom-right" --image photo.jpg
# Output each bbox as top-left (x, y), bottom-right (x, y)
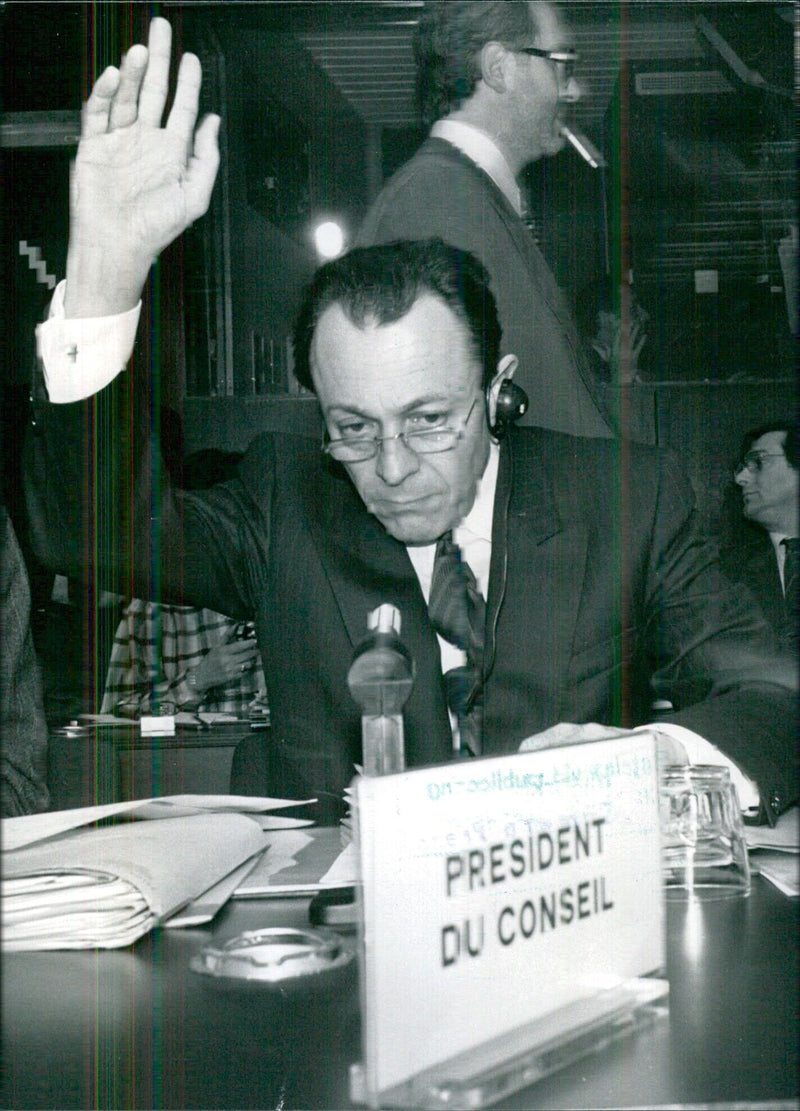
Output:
top-left (292, 238), bottom-right (502, 392)
top-left (740, 422), bottom-right (799, 470)
top-left (415, 1), bottom-right (536, 126)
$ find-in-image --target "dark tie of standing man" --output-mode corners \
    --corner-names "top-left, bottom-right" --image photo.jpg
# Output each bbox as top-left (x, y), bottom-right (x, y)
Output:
top-left (780, 538), bottom-right (799, 649)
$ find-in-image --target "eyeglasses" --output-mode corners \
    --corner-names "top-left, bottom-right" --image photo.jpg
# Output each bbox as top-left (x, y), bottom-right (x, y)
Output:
top-left (734, 451), bottom-right (786, 476)
top-left (517, 46), bottom-right (579, 83)
top-left (323, 397), bottom-right (480, 463)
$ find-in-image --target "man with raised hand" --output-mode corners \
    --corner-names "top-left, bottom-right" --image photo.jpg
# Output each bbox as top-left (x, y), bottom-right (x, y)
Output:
top-left (27, 20), bottom-right (797, 825)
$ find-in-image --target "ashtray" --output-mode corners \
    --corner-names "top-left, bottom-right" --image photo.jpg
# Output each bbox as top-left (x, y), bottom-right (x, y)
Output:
top-left (190, 926), bottom-right (355, 988)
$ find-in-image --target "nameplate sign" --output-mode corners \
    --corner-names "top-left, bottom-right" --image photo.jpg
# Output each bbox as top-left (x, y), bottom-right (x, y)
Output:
top-left (140, 714), bottom-right (176, 737)
top-left (354, 734), bottom-right (663, 1106)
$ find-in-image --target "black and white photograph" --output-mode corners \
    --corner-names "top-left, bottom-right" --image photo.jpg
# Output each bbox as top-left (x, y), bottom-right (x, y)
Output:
top-left (2, 2), bottom-right (797, 1108)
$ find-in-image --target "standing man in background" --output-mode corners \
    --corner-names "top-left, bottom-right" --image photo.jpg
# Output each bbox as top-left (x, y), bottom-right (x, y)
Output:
top-left (357, 1), bottom-right (612, 438)
top-left (725, 423), bottom-right (799, 652)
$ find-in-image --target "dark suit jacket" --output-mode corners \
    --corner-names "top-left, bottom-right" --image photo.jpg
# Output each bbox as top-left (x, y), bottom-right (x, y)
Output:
top-left (25, 384), bottom-right (797, 824)
top-left (356, 137), bottom-right (612, 438)
top-left (722, 528), bottom-right (794, 646)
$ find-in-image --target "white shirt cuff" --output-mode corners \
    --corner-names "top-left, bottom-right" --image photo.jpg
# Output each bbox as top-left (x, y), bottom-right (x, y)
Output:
top-left (35, 280), bottom-right (140, 403)
top-left (653, 721), bottom-right (761, 812)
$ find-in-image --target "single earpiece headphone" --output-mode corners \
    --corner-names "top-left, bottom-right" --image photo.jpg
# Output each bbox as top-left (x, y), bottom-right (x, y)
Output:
top-left (488, 380), bottom-right (529, 438)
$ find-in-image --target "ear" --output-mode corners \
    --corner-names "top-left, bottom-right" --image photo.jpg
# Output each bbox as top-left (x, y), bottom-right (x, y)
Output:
top-left (485, 354), bottom-right (518, 426)
top-left (479, 41), bottom-right (511, 95)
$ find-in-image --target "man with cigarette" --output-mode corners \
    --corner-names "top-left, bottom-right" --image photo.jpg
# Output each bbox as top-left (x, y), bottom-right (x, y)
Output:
top-left (357, 0), bottom-right (612, 438)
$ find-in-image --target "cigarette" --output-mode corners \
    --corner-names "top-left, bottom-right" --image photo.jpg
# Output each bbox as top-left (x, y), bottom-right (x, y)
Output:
top-left (560, 125), bottom-right (606, 169)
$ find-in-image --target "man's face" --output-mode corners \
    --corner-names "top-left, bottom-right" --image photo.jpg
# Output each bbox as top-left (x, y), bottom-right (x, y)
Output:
top-left (310, 293), bottom-right (491, 545)
top-left (735, 431), bottom-right (799, 533)
top-left (506, 2), bottom-right (580, 163)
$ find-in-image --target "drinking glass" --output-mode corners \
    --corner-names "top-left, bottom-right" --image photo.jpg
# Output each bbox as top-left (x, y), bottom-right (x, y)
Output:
top-left (660, 765), bottom-right (751, 899)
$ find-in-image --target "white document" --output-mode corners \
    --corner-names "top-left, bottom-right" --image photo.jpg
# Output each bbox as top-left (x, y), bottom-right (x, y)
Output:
top-left (749, 851), bottom-right (799, 897)
top-left (163, 851), bottom-right (267, 927)
top-left (745, 805), bottom-right (799, 852)
top-left (233, 827), bottom-right (355, 896)
top-left (1, 812), bottom-right (267, 950)
top-left (745, 807), bottom-right (799, 896)
top-left (2, 793), bottom-right (315, 852)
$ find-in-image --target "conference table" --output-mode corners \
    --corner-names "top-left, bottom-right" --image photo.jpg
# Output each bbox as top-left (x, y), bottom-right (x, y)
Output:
top-left (2, 870), bottom-right (798, 1110)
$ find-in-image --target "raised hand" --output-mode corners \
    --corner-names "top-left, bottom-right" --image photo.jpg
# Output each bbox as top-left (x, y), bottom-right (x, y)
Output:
top-left (591, 301), bottom-right (649, 385)
top-left (65, 18), bottom-right (220, 317)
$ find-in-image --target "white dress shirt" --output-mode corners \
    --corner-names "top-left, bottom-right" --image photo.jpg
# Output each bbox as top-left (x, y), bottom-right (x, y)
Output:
top-left (36, 281), bottom-right (140, 402)
top-left (769, 532), bottom-right (792, 593)
top-left (36, 284), bottom-right (760, 809)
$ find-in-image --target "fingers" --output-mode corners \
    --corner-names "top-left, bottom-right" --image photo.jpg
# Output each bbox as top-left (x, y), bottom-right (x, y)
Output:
top-left (519, 722), bottom-right (578, 751)
top-left (108, 43), bottom-right (149, 130)
top-left (82, 66), bottom-right (121, 137)
top-left (519, 721), bottom-right (628, 752)
top-left (84, 19), bottom-right (172, 135)
top-left (217, 640), bottom-right (258, 665)
top-left (138, 17), bottom-right (173, 127)
top-left (166, 51), bottom-right (202, 144)
top-left (184, 114), bottom-right (221, 221)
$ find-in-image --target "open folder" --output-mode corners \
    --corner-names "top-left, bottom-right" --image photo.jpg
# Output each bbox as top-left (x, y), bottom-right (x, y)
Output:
top-left (1, 795), bottom-right (311, 951)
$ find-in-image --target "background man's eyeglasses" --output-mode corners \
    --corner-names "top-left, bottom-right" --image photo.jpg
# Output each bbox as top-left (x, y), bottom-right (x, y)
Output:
top-left (734, 451), bottom-right (786, 476)
top-left (516, 46), bottom-right (579, 83)
top-left (323, 397), bottom-right (479, 463)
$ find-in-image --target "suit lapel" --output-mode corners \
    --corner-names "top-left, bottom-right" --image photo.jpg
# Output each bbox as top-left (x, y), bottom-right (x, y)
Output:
top-left (743, 534), bottom-right (785, 629)
top-left (484, 431), bottom-right (588, 743)
top-left (307, 462), bottom-right (452, 758)
top-left (314, 464), bottom-right (417, 645)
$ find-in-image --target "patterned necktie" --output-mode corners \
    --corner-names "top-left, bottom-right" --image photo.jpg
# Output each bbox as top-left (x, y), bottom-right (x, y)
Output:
top-left (428, 533), bottom-right (485, 756)
top-left (781, 538), bottom-right (799, 649)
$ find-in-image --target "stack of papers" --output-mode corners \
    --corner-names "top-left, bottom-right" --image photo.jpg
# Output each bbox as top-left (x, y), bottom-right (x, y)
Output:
top-left (745, 806), bottom-right (799, 897)
top-left (232, 827), bottom-right (357, 897)
top-left (1, 795), bottom-right (312, 950)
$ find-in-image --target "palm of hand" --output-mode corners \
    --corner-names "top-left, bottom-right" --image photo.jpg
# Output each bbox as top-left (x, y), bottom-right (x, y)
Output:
top-left (73, 124), bottom-right (196, 260)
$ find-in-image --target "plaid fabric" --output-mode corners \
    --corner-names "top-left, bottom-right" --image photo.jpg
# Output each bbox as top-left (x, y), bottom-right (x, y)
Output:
top-left (100, 600), bottom-right (267, 716)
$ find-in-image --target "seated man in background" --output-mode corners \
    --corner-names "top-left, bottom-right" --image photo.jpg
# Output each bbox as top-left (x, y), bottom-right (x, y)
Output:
top-left (26, 20), bottom-right (796, 825)
top-left (1, 506), bottom-right (50, 816)
top-left (723, 422), bottom-right (799, 652)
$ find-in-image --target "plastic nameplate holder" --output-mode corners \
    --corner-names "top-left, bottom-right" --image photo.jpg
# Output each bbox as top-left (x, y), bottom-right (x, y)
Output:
top-left (350, 976), bottom-right (668, 1110)
top-left (349, 735), bottom-right (667, 1110)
